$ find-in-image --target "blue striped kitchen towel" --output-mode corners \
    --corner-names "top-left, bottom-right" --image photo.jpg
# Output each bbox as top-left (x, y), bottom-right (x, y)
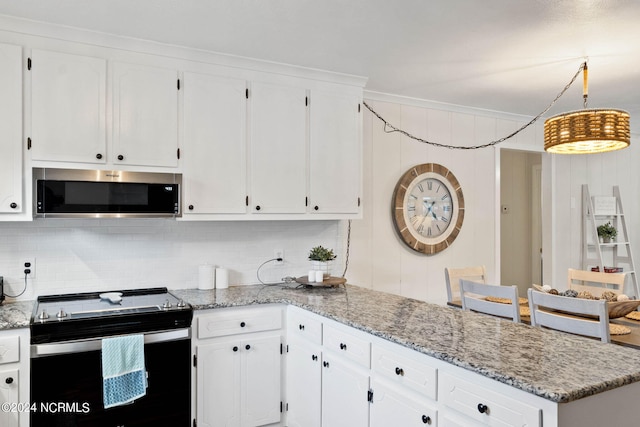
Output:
top-left (101, 334), bottom-right (147, 408)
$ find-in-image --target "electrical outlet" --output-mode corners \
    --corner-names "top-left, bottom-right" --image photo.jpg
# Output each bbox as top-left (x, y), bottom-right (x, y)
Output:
top-left (22, 257), bottom-right (36, 278)
top-left (274, 249), bottom-right (284, 265)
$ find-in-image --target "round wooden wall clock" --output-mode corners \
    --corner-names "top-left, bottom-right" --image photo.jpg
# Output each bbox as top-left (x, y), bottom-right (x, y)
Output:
top-left (392, 163), bottom-right (464, 254)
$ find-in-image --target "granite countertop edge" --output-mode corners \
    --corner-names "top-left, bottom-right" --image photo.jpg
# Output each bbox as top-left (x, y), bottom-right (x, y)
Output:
top-left (174, 285), bottom-right (640, 404)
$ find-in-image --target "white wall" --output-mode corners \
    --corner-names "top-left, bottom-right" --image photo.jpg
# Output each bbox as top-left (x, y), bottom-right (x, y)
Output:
top-left (0, 219), bottom-right (344, 299)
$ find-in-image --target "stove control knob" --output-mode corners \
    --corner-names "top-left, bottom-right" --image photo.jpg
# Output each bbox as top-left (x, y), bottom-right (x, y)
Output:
top-left (56, 309), bottom-right (68, 319)
top-left (163, 299), bottom-right (173, 309)
top-left (38, 310), bottom-right (50, 320)
top-left (177, 299), bottom-right (186, 308)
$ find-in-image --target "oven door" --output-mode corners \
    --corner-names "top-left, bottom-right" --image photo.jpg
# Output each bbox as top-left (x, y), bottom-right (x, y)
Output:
top-left (30, 329), bottom-right (191, 427)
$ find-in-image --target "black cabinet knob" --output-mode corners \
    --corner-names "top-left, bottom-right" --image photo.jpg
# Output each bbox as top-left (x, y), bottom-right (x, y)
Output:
top-left (188, 205), bottom-right (194, 211)
top-left (395, 367), bottom-right (404, 376)
top-left (422, 415), bottom-right (431, 424)
top-left (117, 154), bottom-right (124, 161)
top-left (255, 205), bottom-right (261, 211)
top-left (9, 202), bottom-right (17, 209)
top-left (323, 361), bottom-right (329, 368)
top-left (5, 377), bottom-right (13, 384)
top-left (340, 343), bottom-right (347, 350)
top-left (233, 346), bottom-right (238, 352)
top-left (96, 153), bottom-right (103, 160)
top-left (245, 344), bottom-right (251, 350)
top-left (240, 321), bottom-right (246, 327)
top-left (477, 403), bottom-right (488, 414)
top-left (314, 205), bottom-right (319, 211)
top-left (299, 324), bottom-right (305, 330)
top-left (312, 355), bottom-right (318, 361)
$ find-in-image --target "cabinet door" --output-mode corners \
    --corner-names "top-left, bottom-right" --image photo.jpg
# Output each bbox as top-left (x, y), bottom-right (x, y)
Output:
top-left (242, 334), bottom-right (282, 426)
top-left (0, 369), bottom-right (19, 427)
top-left (309, 90), bottom-right (361, 214)
top-left (112, 62), bottom-right (179, 167)
top-left (249, 82), bottom-right (307, 214)
top-left (286, 340), bottom-right (322, 427)
top-left (0, 43), bottom-right (22, 213)
top-left (322, 354), bottom-right (369, 427)
top-left (370, 378), bottom-right (437, 427)
top-left (196, 338), bottom-right (242, 427)
top-left (31, 49), bottom-right (107, 164)
top-left (183, 72), bottom-right (247, 214)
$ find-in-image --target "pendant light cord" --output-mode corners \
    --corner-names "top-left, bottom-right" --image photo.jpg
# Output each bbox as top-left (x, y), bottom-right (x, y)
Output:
top-left (363, 61), bottom-right (587, 150)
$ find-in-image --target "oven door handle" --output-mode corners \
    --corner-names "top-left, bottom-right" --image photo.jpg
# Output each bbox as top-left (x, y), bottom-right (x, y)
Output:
top-left (31, 328), bottom-right (190, 357)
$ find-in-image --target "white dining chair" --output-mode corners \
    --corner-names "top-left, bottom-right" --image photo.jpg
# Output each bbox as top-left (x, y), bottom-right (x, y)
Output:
top-left (567, 268), bottom-right (626, 298)
top-left (444, 266), bottom-right (487, 304)
top-left (459, 279), bottom-right (521, 322)
top-left (527, 288), bottom-right (610, 343)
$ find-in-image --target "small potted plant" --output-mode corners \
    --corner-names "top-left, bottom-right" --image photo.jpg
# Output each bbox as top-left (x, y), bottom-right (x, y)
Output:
top-left (308, 245), bottom-right (336, 277)
top-left (597, 222), bottom-right (617, 243)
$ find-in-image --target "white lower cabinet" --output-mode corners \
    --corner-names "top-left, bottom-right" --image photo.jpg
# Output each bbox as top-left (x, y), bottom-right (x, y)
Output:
top-left (370, 378), bottom-right (436, 427)
top-left (194, 306), bottom-right (285, 427)
top-left (321, 353), bottom-right (370, 427)
top-left (0, 329), bottom-right (29, 427)
top-left (286, 339), bottom-right (321, 427)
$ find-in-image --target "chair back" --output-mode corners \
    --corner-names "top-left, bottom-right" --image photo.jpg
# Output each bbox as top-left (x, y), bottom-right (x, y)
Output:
top-left (460, 280), bottom-right (521, 322)
top-left (527, 288), bottom-right (610, 343)
top-left (567, 268), bottom-right (626, 298)
top-left (445, 266), bottom-right (486, 303)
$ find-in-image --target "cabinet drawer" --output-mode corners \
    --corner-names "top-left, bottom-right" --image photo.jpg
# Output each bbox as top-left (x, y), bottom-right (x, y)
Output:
top-left (372, 343), bottom-right (437, 400)
top-left (323, 323), bottom-right (370, 368)
top-left (439, 372), bottom-right (541, 426)
top-left (197, 305), bottom-right (283, 339)
top-left (0, 336), bottom-right (19, 365)
top-left (287, 307), bottom-right (322, 345)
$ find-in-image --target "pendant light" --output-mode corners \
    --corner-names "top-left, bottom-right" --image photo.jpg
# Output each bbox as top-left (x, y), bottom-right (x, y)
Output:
top-left (544, 62), bottom-right (630, 154)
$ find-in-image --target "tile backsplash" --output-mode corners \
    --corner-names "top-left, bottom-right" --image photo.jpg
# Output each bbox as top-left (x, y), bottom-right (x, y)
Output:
top-left (0, 219), bottom-right (343, 300)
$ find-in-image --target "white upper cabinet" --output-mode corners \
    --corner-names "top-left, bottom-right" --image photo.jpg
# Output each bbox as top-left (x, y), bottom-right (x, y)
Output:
top-left (112, 62), bottom-right (179, 168)
top-left (309, 89), bottom-right (361, 214)
top-left (31, 49), bottom-right (107, 164)
top-left (0, 43), bottom-right (22, 214)
top-left (182, 72), bottom-right (247, 214)
top-left (249, 81), bottom-right (307, 214)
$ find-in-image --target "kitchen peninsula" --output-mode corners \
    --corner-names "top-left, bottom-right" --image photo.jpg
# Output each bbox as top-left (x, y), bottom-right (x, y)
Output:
top-left (173, 283), bottom-right (640, 427)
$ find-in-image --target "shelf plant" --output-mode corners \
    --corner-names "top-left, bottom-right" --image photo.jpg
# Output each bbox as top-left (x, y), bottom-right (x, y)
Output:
top-left (597, 222), bottom-right (617, 243)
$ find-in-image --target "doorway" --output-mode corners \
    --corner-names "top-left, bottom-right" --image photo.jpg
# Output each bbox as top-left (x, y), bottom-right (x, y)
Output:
top-left (500, 149), bottom-right (542, 297)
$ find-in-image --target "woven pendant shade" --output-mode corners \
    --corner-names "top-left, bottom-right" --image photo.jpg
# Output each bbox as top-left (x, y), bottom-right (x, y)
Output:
top-left (544, 109), bottom-right (630, 154)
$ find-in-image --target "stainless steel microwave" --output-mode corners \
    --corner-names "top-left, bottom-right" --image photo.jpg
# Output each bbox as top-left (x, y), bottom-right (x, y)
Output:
top-left (33, 168), bottom-right (181, 218)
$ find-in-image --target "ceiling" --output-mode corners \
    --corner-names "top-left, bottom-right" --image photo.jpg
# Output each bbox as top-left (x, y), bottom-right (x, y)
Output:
top-left (1, 0), bottom-right (639, 132)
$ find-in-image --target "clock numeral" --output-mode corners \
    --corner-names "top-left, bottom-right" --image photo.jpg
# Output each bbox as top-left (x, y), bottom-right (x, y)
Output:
top-left (436, 224), bottom-right (442, 232)
top-left (427, 180), bottom-right (433, 191)
top-left (436, 184), bottom-right (442, 193)
top-left (407, 205), bottom-right (416, 211)
top-left (409, 194), bottom-right (418, 200)
top-left (427, 227), bottom-right (432, 236)
top-left (441, 194), bottom-right (449, 201)
top-left (417, 183), bottom-right (424, 193)
top-left (440, 216), bottom-right (449, 223)
top-left (417, 224), bottom-right (425, 234)
top-left (443, 205), bottom-right (452, 212)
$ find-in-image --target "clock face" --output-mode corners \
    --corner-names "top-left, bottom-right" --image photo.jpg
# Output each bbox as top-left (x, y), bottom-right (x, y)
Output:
top-left (392, 163), bottom-right (464, 254)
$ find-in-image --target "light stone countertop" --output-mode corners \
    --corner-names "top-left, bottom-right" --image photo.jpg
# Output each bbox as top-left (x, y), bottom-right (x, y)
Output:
top-left (0, 300), bottom-right (33, 330)
top-left (172, 283), bottom-right (640, 404)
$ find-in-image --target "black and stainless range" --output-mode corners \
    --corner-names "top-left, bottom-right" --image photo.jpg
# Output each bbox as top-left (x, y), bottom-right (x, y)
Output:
top-left (30, 287), bottom-right (193, 427)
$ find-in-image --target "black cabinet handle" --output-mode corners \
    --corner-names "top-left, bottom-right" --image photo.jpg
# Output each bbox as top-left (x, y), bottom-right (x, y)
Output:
top-left (422, 415), bottom-right (431, 424)
top-left (9, 202), bottom-right (17, 209)
top-left (477, 403), bottom-right (488, 414)
top-left (5, 377), bottom-right (13, 384)
top-left (255, 205), bottom-right (261, 211)
top-left (240, 322), bottom-right (246, 327)
top-left (395, 367), bottom-right (404, 376)
top-left (312, 355), bottom-right (318, 361)
top-left (340, 343), bottom-right (347, 350)
top-left (188, 205), bottom-right (194, 211)
top-left (233, 346), bottom-right (238, 352)
top-left (117, 154), bottom-right (124, 161)
top-left (96, 153), bottom-right (103, 160)
top-left (314, 205), bottom-right (319, 211)
top-left (245, 344), bottom-right (251, 350)
top-left (299, 324), bottom-right (305, 330)
top-left (323, 361), bottom-right (329, 368)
